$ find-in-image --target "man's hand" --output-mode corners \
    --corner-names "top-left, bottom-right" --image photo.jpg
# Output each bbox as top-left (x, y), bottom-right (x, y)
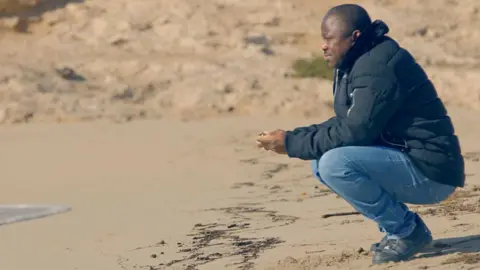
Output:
top-left (255, 129), bottom-right (287, 155)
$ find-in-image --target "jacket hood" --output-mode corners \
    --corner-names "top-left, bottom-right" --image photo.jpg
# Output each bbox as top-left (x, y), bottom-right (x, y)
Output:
top-left (339, 20), bottom-right (390, 71)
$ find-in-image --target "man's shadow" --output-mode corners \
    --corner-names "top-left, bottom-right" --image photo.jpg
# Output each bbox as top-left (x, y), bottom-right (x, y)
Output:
top-left (416, 234), bottom-right (480, 261)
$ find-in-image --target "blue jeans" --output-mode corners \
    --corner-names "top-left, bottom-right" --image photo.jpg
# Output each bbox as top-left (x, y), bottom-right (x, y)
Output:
top-left (311, 146), bottom-right (456, 239)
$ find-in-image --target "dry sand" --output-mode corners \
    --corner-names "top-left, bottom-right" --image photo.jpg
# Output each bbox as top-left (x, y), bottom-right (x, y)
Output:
top-left (1, 109), bottom-right (480, 270)
top-left (1, 0), bottom-right (480, 270)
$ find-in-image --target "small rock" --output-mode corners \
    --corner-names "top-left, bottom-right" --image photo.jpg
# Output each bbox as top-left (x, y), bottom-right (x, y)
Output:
top-left (112, 86), bottom-right (134, 100)
top-left (131, 22), bottom-right (153, 31)
top-left (410, 26), bottom-right (440, 38)
top-left (235, 240), bottom-right (253, 247)
top-left (109, 35), bottom-right (129, 46)
top-left (264, 17), bottom-right (281, 27)
top-left (207, 30), bottom-right (218, 36)
top-left (1, 17), bottom-right (29, 32)
top-left (223, 84), bottom-right (234, 93)
top-left (55, 67), bottom-right (85, 81)
top-left (150, 253), bottom-right (157, 258)
top-left (270, 185), bottom-right (282, 190)
top-left (244, 35), bottom-right (269, 46)
top-left (412, 26), bottom-right (429, 37)
top-left (11, 108), bottom-right (34, 123)
top-left (210, 252), bottom-right (223, 258)
top-left (261, 47), bottom-right (275, 55)
top-left (250, 79), bottom-right (262, 90)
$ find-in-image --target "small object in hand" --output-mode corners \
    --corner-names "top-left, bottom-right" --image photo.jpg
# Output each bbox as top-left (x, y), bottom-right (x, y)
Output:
top-left (256, 132), bottom-right (269, 149)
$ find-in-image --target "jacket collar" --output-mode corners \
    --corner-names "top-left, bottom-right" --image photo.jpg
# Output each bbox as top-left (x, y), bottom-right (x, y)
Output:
top-left (338, 20), bottom-right (390, 72)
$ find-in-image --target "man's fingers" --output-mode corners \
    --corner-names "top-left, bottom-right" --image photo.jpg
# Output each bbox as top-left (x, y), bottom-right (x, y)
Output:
top-left (256, 135), bottom-right (274, 143)
top-left (256, 131), bottom-right (276, 151)
top-left (256, 141), bottom-right (274, 151)
top-left (256, 141), bottom-right (269, 148)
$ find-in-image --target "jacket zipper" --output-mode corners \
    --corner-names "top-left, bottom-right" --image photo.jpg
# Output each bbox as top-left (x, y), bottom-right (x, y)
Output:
top-left (333, 69), bottom-right (340, 99)
top-left (333, 69), bottom-right (346, 104)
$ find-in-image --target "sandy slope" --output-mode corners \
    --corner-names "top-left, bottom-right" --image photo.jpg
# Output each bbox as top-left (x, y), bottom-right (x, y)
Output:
top-left (1, 107), bottom-right (479, 270)
top-left (0, 0), bottom-right (480, 124)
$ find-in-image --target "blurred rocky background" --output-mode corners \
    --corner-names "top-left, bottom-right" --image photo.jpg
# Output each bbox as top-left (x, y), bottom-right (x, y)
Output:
top-left (0, 0), bottom-right (479, 124)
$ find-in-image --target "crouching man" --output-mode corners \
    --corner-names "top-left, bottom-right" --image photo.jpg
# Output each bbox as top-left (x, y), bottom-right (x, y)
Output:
top-left (256, 4), bottom-right (465, 265)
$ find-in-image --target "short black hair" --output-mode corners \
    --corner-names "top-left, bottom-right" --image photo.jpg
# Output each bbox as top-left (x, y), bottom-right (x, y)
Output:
top-left (325, 4), bottom-right (372, 36)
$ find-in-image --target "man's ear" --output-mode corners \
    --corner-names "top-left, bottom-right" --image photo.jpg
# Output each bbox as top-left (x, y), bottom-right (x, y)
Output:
top-left (352, 30), bottom-right (361, 42)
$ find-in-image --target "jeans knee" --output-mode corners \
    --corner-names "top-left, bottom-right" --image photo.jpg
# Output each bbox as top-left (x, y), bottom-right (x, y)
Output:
top-left (317, 147), bottom-right (351, 181)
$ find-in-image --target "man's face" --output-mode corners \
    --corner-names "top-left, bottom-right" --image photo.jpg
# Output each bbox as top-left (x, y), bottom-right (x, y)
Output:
top-left (321, 15), bottom-right (355, 68)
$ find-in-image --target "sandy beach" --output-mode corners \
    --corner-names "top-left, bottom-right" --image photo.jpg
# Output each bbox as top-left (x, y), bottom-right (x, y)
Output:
top-left (2, 0), bottom-right (480, 269)
top-left (1, 108), bottom-right (480, 270)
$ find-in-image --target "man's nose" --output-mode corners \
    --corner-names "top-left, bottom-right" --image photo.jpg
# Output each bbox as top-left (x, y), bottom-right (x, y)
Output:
top-left (322, 44), bottom-right (328, 51)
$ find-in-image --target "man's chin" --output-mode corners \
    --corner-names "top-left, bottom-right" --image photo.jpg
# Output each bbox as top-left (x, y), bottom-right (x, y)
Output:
top-left (323, 57), bottom-right (336, 68)
top-left (326, 61), bottom-right (335, 68)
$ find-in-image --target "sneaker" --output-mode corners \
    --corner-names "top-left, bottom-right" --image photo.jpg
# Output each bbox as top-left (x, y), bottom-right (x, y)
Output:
top-left (370, 235), bottom-right (387, 252)
top-left (370, 215), bottom-right (430, 252)
top-left (372, 214), bottom-right (432, 264)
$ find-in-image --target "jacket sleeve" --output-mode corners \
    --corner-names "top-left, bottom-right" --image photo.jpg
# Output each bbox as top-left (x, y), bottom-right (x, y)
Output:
top-left (284, 69), bottom-right (404, 160)
top-left (290, 116), bottom-right (338, 133)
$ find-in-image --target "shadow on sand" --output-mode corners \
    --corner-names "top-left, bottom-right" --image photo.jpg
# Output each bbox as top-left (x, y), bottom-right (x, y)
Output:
top-left (416, 234), bottom-right (480, 264)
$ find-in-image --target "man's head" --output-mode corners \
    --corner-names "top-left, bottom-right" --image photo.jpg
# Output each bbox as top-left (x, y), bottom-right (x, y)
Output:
top-left (321, 4), bottom-right (372, 68)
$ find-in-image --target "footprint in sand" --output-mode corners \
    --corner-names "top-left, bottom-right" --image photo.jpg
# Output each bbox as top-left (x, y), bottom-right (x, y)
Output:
top-left (262, 163), bottom-right (289, 179)
top-left (231, 182), bottom-right (256, 189)
top-left (143, 206), bottom-right (297, 270)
